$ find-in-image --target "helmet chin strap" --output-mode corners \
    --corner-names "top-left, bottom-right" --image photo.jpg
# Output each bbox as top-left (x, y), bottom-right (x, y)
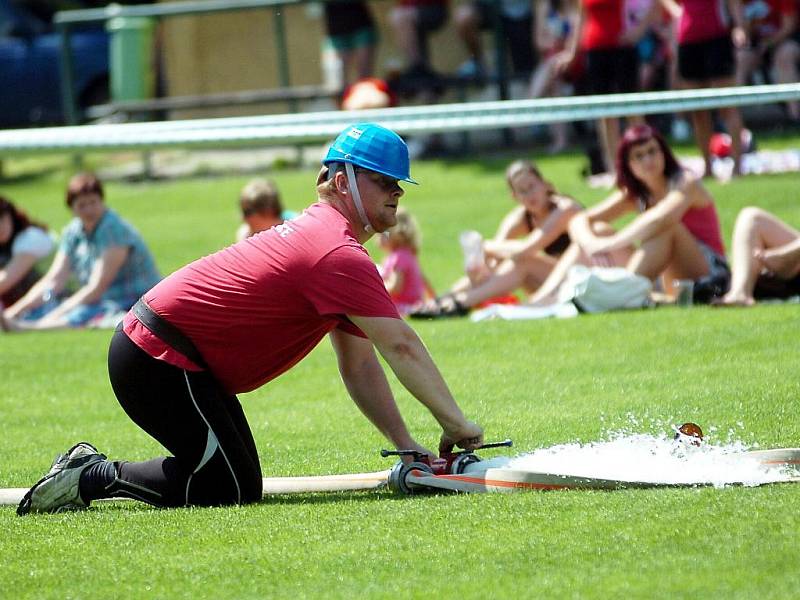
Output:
top-left (345, 162), bottom-right (373, 234)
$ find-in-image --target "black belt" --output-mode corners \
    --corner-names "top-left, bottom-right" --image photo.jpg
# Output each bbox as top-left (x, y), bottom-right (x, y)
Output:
top-left (131, 298), bottom-right (207, 368)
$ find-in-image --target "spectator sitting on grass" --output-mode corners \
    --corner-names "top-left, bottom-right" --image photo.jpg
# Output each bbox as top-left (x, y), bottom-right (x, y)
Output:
top-left (410, 159), bottom-right (582, 318)
top-left (236, 178), bottom-right (297, 242)
top-left (3, 172), bottom-right (160, 331)
top-left (377, 207), bottom-right (436, 315)
top-left (0, 195), bottom-right (54, 310)
top-left (528, 124), bottom-right (730, 306)
top-left (718, 207), bottom-right (800, 306)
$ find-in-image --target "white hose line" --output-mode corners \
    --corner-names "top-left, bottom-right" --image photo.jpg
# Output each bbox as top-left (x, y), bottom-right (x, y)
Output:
top-left (405, 448), bottom-right (800, 493)
top-left (0, 469), bottom-right (392, 507)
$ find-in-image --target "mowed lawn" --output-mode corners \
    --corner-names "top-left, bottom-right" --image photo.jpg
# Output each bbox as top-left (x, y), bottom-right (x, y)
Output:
top-left (1, 139), bottom-right (799, 599)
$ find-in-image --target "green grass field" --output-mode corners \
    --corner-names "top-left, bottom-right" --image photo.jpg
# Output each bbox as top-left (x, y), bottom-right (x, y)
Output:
top-left (1, 140), bottom-right (799, 599)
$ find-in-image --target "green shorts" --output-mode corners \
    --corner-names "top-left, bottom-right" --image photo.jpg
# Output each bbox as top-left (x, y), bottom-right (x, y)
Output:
top-left (326, 27), bottom-right (378, 52)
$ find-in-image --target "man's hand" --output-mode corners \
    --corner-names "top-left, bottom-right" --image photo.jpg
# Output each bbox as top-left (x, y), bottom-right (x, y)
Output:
top-left (399, 441), bottom-right (438, 465)
top-left (439, 420), bottom-right (484, 453)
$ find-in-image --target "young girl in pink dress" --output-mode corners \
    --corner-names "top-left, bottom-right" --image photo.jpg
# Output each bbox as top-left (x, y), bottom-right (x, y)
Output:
top-left (378, 208), bottom-right (436, 315)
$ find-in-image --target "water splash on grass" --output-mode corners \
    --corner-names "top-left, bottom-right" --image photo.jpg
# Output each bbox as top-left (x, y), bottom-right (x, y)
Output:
top-left (477, 429), bottom-right (797, 488)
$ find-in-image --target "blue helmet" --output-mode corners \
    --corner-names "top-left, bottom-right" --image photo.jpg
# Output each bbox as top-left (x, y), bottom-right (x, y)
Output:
top-left (323, 123), bottom-right (418, 184)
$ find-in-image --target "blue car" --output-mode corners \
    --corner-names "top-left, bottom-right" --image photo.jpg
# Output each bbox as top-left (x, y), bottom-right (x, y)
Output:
top-left (0, 0), bottom-right (109, 126)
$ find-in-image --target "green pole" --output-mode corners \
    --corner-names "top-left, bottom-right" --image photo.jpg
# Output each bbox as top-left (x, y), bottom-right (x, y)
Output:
top-left (57, 23), bottom-right (79, 125)
top-left (491, 2), bottom-right (512, 145)
top-left (272, 7), bottom-right (296, 113)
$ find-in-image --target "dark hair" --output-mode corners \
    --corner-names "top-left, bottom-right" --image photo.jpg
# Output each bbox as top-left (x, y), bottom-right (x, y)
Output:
top-left (615, 125), bottom-right (682, 204)
top-left (0, 196), bottom-right (47, 251)
top-left (66, 172), bottom-right (104, 208)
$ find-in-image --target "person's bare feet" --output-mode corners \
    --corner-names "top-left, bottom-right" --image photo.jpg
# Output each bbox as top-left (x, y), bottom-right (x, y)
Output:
top-left (715, 292), bottom-right (755, 307)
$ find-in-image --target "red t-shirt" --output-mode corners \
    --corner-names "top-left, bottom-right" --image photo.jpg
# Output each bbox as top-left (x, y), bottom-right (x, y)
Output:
top-left (581, 0), bottom-right (626, 50)
top-left (123, 202), bottom-right (400, 394)
top-left (678, 0), bottom-right (731, 44)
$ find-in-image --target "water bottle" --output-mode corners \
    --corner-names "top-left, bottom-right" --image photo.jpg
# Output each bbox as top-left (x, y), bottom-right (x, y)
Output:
top-left (459, 230), bottom-right (485, 273)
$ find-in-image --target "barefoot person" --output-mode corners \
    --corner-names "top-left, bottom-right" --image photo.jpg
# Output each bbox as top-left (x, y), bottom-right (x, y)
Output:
top-left (719, 207), bottom-right (800, 305)
top-left (17, 124), bottom-right (483, 515)
top-left (529, 124), bottom-right (730, 305)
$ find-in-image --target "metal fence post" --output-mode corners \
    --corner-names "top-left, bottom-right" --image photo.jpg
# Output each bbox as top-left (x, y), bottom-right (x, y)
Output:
top-left (491, 2), bottom-right (513, 146)
top-left (272, 7), bottom-right (295, 113)
top-left (57, 22), bottom-right (79, 126)
top-left (57, 22), bottom-right (84, 168)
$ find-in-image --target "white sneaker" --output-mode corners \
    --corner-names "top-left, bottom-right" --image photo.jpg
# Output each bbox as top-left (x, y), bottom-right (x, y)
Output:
top-left (17, 442), bottom-right (107, 515)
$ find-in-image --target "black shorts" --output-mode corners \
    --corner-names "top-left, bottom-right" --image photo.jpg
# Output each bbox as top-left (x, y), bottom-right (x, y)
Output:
top-left (754, 272), bottom-right (800, 300)
top-left (415, 3), bottom-right (448, 32)
top-left (678, 34), bottom-right (735, 82)
top-left (584, 47), bottom-right (639, 94)
top-left (324, 1), bottom-right (374, 38)
top-left (473, 0), bottom-right (535, 75)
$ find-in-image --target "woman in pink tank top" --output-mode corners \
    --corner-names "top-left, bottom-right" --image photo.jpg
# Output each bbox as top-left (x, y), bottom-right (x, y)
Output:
top-left (530, 124), bottom-right (730, 305)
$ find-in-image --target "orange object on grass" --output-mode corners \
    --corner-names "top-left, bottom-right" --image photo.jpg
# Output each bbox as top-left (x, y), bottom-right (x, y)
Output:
top-left (475, 295), bottom-right (520, 309)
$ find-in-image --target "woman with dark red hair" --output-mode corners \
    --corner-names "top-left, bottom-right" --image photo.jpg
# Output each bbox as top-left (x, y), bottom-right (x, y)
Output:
top-left (530, 124), bottom-right (730, 304)
top-left (0, 196), bottom-right (53, 310)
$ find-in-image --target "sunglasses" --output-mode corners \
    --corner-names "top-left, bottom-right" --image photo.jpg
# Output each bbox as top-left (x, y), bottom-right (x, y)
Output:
top-left (354, 168), bottom-right (401, 193)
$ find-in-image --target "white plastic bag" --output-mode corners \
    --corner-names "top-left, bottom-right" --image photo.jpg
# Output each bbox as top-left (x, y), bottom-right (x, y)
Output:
top-left (557, 265), bottom-right (652, 313)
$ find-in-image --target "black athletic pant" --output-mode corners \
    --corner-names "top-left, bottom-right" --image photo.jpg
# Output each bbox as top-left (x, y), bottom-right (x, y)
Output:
top-left (103, 329), bottom-right (262, 507)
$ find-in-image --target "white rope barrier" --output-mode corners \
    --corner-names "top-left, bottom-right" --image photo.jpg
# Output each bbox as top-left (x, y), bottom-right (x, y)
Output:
top-left (1, 84), bottom-right (798, 156)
